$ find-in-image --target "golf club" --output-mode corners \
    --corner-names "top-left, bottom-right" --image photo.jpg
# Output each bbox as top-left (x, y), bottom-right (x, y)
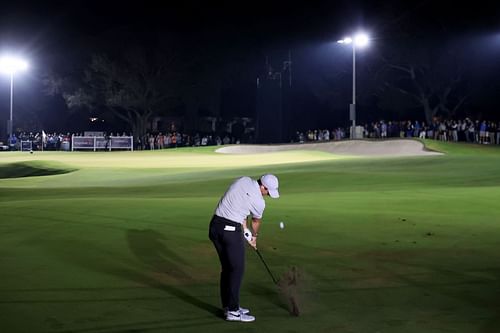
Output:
top-left (244, 228), bottom-right (277, 283)
top-left (255, 249), bottom-right (301, 316)
top-left (245, 230), bottom-right (300, 316)
top-left (255, 248), bottom-right (278, 284)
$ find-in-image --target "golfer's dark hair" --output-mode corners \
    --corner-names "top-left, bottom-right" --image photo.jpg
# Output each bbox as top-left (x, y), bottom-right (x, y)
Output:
top-left (257, 179), bottom-right (263, 186)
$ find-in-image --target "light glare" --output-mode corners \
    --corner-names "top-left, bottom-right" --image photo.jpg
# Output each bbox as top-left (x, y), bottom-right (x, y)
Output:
top-left (337, 33), bottom-right (370, 48)
top-left (354, 33), bottom-right (369, 47)
top-left (0, 56), bottom-right (29, 75)
top-left (337, 37), bottom-right (353, 44)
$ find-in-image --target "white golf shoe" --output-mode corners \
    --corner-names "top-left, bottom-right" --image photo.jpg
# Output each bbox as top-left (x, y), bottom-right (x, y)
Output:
top-left (226, 310), bottom-right (255, 322)
top-left (224, 306), bottom-right (250, 315)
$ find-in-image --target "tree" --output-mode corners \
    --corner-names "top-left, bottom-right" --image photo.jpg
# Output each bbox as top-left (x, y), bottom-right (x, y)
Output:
top-left (43, 45), bottom-right (181, 139)
top-left (377, 44), bottom-right (469, 123)
top-left (366, 4), bottom-right (471, 123)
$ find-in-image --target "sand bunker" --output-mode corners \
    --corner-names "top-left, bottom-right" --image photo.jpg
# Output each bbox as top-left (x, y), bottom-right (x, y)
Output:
top-left (215, 139), bottom-right (442, 157)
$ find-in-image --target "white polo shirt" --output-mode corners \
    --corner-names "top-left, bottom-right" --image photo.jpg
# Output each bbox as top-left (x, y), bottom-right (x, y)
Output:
top-left (215, 177), bottom-right (265, 225)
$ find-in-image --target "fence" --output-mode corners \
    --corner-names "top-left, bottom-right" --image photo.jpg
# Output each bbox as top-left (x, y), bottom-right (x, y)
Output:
top-left (71, 136), bottom-right (134, 151)
top-left (20, 140), bottom-right (33, 151)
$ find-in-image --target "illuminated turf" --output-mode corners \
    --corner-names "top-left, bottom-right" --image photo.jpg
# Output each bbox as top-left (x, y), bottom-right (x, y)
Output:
top-left (1, 140), bottom-right (500, 332)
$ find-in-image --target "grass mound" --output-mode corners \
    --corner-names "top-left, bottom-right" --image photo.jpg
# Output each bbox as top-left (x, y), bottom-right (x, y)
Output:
top-left (422, 139), bottom-right (500, 155)
top-left (1, 142), bottom-right (500, 332)
top-left (0, 160), bottom-right (77, 179)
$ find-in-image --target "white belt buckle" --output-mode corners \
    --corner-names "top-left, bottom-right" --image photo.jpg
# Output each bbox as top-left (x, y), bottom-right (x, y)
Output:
top-left (224, 225), bottom-right (236, 231)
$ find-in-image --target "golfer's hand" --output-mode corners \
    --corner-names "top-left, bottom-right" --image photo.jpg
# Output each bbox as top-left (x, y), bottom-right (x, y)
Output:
top-left (250, 236), bottom-right (257, 249)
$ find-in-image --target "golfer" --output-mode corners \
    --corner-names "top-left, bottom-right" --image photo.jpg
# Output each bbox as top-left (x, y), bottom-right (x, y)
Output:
top-left (209, 174), bottom-right (280, 322)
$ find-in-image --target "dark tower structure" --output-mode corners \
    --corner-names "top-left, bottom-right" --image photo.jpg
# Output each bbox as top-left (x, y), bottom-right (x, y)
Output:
top-left (255, 51), bottom-right (292, 143)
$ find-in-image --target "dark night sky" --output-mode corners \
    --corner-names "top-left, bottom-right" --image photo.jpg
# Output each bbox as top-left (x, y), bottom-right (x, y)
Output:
top-left (2, 1), bottom-right (497, 59)
top-left (1, 1), bottom-right (500, 135)
top-left (1, 1), bottom-right (499, 57)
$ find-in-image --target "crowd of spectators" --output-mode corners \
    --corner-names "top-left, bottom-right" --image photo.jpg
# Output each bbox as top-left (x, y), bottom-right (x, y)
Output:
top-left (294, 128), bottom-right (347, 143)
top-left (362, 119), bottom-right (500, 144)
top-left (2, 132), bottom-right (71, 151)
top-left (2, 118), bottom-right (500, 151)
top-left (299, 118), bottom-right (500, 145)
top-left (2, 130), bottom-right (245, 151)
top-left (138, 132), bottom-right (243, 150)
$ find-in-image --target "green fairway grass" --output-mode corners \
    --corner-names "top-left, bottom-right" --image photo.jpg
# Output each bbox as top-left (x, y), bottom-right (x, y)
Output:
top-left (1, 140), bottom-right (500, 332)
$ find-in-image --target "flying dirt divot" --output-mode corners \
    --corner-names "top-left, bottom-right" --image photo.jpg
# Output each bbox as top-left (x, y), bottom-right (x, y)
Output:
top-left (277, 266), bottom-right (302, 317)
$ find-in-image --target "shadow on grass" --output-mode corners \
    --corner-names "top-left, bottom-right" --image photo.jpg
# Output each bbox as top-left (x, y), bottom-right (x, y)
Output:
top-left (34, 228), bottom-right (219, 319)
top-left (0, 161), bottom-right (76, 179)
top-left (126, 229), bottom-right (190, 278)
top-left (123, 229), bottom-right (219, 316)
top-left (247, 282), bottom-right (288, 312)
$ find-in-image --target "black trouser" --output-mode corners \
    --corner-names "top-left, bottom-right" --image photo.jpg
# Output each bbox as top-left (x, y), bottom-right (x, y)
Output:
top-left (209, 215), bottom-right (245, 312)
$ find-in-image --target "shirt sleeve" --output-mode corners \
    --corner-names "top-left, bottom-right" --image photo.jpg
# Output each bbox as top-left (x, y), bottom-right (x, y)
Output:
top-left (249, 198), bottom-right (265, 219)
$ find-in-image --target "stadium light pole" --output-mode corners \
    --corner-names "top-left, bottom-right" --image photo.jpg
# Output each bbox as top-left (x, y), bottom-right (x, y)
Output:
top-left (0, 56), bottom-right (29, 139)
top-left (337, 33), bottom-right (369, 139)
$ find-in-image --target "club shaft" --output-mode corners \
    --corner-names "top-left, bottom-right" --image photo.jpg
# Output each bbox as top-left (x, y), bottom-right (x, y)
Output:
top-left (255, 249), bottom-right (278, 284)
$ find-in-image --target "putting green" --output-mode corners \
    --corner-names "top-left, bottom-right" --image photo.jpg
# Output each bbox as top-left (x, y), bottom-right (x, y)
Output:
top-left (1, 140), bottom-right (500, 333)
top-left (0, 148), bottom-right (344, 168)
